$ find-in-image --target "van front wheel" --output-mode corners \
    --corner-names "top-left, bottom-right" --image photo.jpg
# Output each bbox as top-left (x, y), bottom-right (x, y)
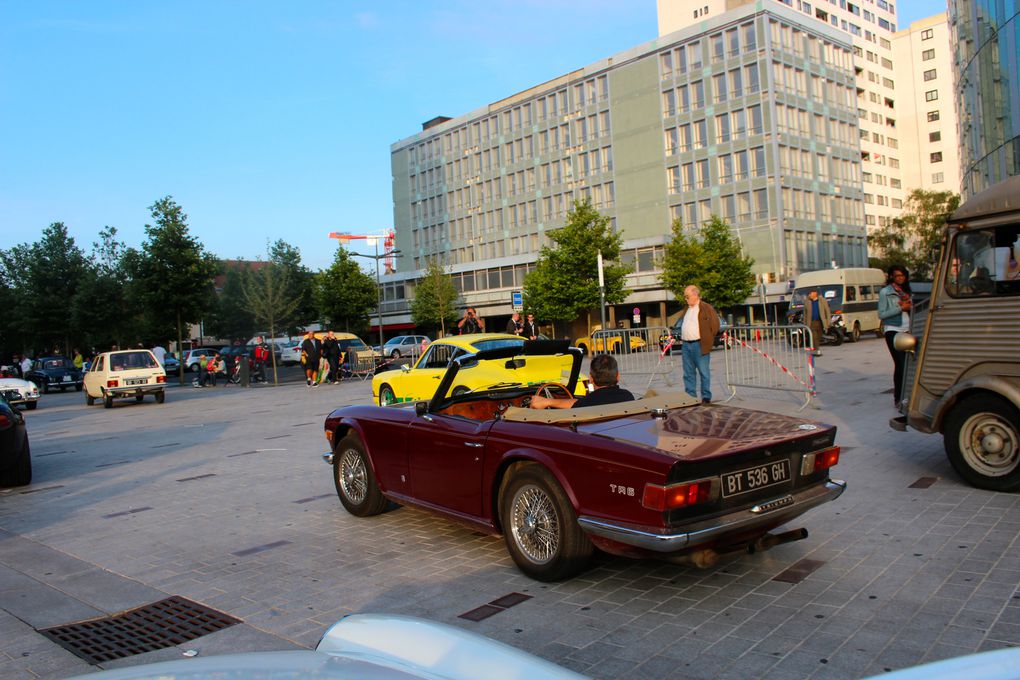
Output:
top-left (944, 394), bottom-right (1020, 491)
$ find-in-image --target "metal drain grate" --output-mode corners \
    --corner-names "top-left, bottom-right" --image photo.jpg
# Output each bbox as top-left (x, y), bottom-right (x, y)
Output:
top-left (39, 596), bottom-right (241, 664)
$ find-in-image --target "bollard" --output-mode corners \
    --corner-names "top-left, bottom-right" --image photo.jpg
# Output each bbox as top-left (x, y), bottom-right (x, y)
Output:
top-left (240, 356), bottom-right (250, 387)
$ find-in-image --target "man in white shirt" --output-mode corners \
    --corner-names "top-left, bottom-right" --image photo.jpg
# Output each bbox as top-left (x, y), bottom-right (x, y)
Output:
top-left (151, 344), bottom-right (167, 366)
top-left (677, 285), bottom-right (721, 404)
top-left (20, 355), bottom-right (32, 376)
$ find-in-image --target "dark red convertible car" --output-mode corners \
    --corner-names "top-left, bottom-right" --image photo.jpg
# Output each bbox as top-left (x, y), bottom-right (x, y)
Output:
top-left (322, 341), bottom-right (845, 581)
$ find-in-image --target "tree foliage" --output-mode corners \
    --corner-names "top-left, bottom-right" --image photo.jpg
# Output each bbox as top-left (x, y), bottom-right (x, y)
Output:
top-left (267, 240), bottom-right (316, 334)
top-left (313, 246), bottom-right (377, 335)
top-left (127, 196), bottom-right (219, 383)
top-left (72, 227), bottom-right (134, 351)
top-left (243, 261), bottom-right (303, 384)
top-left (660, 216), bottom-right (755, 309)
top-left (207, 264), bottom-right (257, 342)
top-left (410, 257), bottom-right (461, 337)
top-left (523, 200), bottom-right (629, 332)
top-left (1, 223), bottom-right (88, 355)
top-left (868, 189), bottom-right (960, 280)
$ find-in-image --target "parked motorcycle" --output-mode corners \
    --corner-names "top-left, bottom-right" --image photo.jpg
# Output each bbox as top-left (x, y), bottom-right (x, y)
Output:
top-left (786, 310), bottom-right (845, 347)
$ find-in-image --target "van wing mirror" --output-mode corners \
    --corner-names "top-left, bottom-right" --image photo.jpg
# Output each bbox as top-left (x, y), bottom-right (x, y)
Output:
top-left (893, 332), bottom-right (916, 354)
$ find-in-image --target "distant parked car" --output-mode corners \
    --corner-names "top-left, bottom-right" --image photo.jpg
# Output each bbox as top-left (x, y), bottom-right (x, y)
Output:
top-left (25, 356), bottom-right (83, 393)
top-left (0, 392), bottom-right (31, 487)
top-left (181, 347), bottom-right (220, 372)
top-left (83, 349), bottom-right (167, 409)
top-left (280, 341), bottom-right (302, 366)
top-left (374, 335), bottom-right (431, 359)
top-left (0, 377), bottom-right (40, 410)
top-left (162, 352), bottom-right (180, 373)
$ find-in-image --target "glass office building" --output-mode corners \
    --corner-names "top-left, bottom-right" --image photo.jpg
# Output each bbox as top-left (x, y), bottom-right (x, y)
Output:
top-left (951, 0), bottom-right (1020, 197)
top-left (387, 3), bottom-right (866, 327)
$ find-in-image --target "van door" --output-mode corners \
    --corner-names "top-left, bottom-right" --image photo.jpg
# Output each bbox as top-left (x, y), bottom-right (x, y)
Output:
top-left (915, 224), bottom-right (1020, 403)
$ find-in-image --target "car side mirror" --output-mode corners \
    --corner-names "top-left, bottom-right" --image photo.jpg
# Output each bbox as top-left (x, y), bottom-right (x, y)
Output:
top-left (893, 331), bottom-right (916, 354)
top-left (415, 401), bottom-right (429, 416)
top-left (504, 359), bottom-right (525, 369)
top-left (401, 364), bottom-right (411, 373)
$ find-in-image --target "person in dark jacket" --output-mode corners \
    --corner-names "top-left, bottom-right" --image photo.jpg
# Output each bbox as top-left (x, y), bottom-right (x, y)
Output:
top-left (300, 332), bottom-right (321, 386)
top-left (530, 354), bottom-right (634, 409)
top-left (322, 331), bottom-right (341, 384)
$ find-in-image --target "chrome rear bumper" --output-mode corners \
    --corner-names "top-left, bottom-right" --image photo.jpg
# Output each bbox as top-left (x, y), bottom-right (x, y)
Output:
top-left (577, 479), bottom-right (846, 553)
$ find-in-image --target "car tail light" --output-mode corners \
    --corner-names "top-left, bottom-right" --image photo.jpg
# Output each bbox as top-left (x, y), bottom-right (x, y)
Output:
top-left (800, 446), bottom-right (840, 476)
top-left (642, 478), bottom-right (717, 511)
top-left (156, 375), bottom-right (166, 383)
top-left (0, 414), bottom-right (9, 428)
top-left (107, 379), bottom-right (118, 388)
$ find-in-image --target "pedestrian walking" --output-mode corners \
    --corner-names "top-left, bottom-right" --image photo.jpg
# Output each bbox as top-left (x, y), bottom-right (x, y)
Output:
top-left (677, 285), bottom-right (720, 404)
top-left (20, 355), bottom-right (32, 376)
top-left (151, 343), bottom-right (167, 366)
top-left (878, 265), bottom-right (913, 406)
top-left (253, 337), bottom-right (269, 383)
top-left (322, 331), bottom-right (340, 384)
top-left (300, 331), bottom-right (321, 386)
top-left (804, 288), bottom-right (831, 356)
top-left (72, 348), bottom-right (83, 370)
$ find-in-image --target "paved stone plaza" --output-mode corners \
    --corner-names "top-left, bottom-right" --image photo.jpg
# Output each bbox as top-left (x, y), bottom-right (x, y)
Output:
top-left (2, 338), bottom-right (1019, 679)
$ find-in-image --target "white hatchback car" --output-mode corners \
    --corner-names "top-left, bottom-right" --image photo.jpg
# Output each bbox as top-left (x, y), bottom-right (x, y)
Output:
top-left (83, 350), bottom-right (167, 408)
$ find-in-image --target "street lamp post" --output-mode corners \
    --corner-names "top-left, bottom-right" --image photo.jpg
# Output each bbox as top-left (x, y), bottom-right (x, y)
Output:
top-left (349, 238), bottom-right (400, 353)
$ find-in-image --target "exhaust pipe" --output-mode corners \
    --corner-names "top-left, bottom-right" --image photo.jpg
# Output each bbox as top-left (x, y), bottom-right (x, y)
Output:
top-left (747, 528), bottom-right (809, 554)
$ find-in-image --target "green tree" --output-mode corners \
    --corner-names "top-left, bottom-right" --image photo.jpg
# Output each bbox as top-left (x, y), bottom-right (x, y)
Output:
top-left (207, 264), bottom-right (257, 342)
top-left (267, 240), bottom-right (316, 333)
top-left (72, 227), bottom-right (135, 351)
top-left (127, 197), bottom-right (219, 383)
top-left (243, 262), bottom-right (302, 384)
top-left (313, 246), bottom-right (377, 335)
top-left (523, 200), bottom-right (629, 335)
top-left (410, 257), bottom-right (461, 337)
top-left (869, 189), bottom-right (960, 280)
top-left (660, 216), bottom-right (755, 309)
top-left (1, 223), bottom-right (88, 355)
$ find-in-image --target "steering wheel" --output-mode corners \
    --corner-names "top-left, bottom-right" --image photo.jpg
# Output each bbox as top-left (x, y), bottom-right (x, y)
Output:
top-left (534, 382), bottom-right (573, 400)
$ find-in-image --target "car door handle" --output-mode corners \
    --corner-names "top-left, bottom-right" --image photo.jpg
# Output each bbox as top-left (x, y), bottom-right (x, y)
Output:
top-left (464, 442), bottom-right (483, 448)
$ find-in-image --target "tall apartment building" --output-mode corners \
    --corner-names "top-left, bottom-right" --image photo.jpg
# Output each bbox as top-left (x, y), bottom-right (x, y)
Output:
top-left (950, 0), bottom-right (1020, 198)
top-left (387, 3), bottom-right (865, 332)
top-left (890, 14), bottom-right (962, 195)
top-left (658, 0), bottom-right (904, 233)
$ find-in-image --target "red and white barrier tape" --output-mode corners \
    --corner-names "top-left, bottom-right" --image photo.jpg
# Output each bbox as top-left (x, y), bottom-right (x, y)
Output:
top-left (723, 332), bottom-right (816, 396)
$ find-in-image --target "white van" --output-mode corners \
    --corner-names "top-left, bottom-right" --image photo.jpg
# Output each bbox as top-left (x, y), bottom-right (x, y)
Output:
top-left (787, 268), bottom-right (886, 342)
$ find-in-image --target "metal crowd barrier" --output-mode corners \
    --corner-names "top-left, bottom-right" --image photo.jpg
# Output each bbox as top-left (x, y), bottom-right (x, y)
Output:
top-left (590, 327), bottom-right (679, 391)
top-left (347, 353), bottom-right (378, 381)
top-left (721, 323), bottom-right (816, 410)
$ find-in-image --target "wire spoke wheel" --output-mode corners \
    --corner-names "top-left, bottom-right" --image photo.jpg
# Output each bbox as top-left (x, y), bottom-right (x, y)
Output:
top-left (338, 447), bottom-right (368, 505)
top-left (510, 484), bottom-right (560, 565)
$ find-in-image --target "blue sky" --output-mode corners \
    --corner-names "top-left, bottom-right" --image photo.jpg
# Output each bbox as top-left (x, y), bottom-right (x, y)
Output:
top-left (1, 1), bottom-right (948, 271)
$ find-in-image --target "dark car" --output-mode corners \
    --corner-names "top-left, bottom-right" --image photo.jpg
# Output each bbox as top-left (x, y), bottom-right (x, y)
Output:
top-left (0, 393), bottom-right (31, 487)
top-left (25, 356), bottom-right (84, 393)
top-left (658, 318), bottom-right (731, 354)
top-left (321, 340), bottom-right (845, 581)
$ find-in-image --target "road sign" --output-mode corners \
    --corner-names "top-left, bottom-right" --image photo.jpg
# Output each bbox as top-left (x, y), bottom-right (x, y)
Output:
top-left (511, 290), bottom-right (523, 311)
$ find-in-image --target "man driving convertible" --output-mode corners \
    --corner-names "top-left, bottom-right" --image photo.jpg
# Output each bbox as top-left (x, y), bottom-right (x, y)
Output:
top-left (530, 354), bottom-right (635, 409)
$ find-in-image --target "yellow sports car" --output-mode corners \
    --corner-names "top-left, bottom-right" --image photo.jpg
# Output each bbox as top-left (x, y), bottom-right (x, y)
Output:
top-left (372, 334), bottom-right (587, 406)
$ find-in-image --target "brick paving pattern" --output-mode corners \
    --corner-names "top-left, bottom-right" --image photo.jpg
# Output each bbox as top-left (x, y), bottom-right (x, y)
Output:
top-left (0, 338), bottom-right (1018, 678)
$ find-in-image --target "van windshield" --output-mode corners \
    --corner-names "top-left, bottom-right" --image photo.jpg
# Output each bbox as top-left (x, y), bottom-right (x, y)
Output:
top-left (790, 285), bottom-right (843, 310)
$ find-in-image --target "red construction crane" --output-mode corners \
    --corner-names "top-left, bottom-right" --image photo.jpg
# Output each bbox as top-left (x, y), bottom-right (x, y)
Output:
top-left (328, 230), bottom-right (397, 273)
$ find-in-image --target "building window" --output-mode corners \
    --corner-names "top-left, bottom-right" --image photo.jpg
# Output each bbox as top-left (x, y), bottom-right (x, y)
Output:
top-left (929, 131), bottom-right (941, 142)
top-left (930, 152), bottom-right (943, 163)
top-left (922, 48), bottom-right (935, 60)
top-left (921, 28), bottom-right (933, 40)
top-left (932, 172), bottom-right (944, 183)
top-left (925, 89), bottom-right (938, 102)
top-left (927, 110), bottom-right (940, 122)
top-left (923, 69), bottom-right (937, 81)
